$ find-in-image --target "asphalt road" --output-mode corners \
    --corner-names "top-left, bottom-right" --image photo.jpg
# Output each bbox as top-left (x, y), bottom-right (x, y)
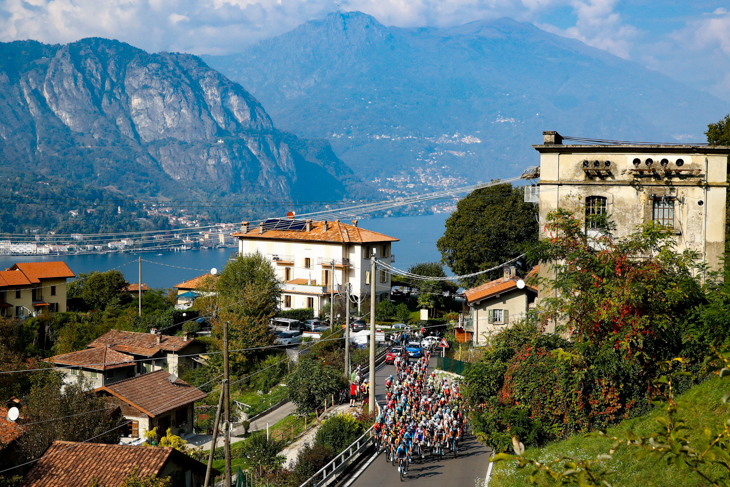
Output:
top-left (346, 357), bottom-right (492, 487)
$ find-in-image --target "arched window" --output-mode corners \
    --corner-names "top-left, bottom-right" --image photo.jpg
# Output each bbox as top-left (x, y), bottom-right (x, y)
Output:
top-left (585, 196), bottom-right (607, 229)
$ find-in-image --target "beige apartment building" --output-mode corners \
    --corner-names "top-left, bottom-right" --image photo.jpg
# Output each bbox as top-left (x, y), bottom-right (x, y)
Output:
top-left (232, 218), bottom-right (398, 315)
top-left (0, 262), bottom-right (75, 317)
top-left (535, 131), bottom-right (729, 310)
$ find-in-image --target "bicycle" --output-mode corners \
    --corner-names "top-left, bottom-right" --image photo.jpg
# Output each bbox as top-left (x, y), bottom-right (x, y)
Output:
top-left (451, 435), bottom-right (459, 458)
top-left (398, 455), bottom-right (409, 481)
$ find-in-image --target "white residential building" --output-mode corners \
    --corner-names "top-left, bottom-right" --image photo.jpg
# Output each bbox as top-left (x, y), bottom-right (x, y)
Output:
top-left (232, 218), bottom-right (399, 316)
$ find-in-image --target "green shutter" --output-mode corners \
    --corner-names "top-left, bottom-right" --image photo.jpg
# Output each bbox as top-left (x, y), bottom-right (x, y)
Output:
top-left (487, 309), bottom-right (494, 324)
top-left (503, 310), bottom-right (509, 324)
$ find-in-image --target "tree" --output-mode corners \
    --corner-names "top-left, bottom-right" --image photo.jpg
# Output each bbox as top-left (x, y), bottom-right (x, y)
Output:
top-left (78, 270), bottom-right (131, 310)
top-left (437, 183), bottom-right (537, 287)
top-left (287, 356), bottom-right (345, 414)
top-left (239, 432), bottom-right (285, 479)
top-left (375, 300), bottom-right (395, 320)
top-left (706, 115), bottom-right (730, 145)
top-left (395, 303), bottom-right (411, 323)
top-left (18, 371), bottom-right (125, 461)
top-left (197, 252), bottom-right (281, 372)
top-left (406, 262), bottom-right (457, 316)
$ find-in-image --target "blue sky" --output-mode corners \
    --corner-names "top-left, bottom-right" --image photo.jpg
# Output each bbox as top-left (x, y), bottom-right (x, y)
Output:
top-left (1, 0), bottom-right (730, 101)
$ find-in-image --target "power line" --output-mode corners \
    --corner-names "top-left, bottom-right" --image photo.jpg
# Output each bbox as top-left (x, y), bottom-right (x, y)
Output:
top-left (375, 253), bottom-right (527, 282)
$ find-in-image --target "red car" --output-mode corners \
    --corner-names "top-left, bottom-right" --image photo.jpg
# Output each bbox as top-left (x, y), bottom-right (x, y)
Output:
top-left (385, 348), bottom-right (400, 364)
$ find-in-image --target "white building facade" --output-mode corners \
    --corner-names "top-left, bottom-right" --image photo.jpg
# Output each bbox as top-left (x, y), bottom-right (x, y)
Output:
top-left (232, 219), bottom-right (398, 316)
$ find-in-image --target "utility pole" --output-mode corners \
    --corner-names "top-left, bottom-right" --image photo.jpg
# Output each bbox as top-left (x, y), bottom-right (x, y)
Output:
top-left (344, 282), bottom-right (350, 378)
top-left (203, 383), bottom-right (225, 487)
top-left (329, 260), bottom-right (335, 332)
top-left (138, 256), bottom-right (142, 317)
top-left (223, 320), bottom-right (231, 487)
top-left (369, 255), bottom-right (376, 412)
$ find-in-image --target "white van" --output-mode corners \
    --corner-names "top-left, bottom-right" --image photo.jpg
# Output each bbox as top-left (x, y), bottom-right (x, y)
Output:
top-left (270, 317), bottom-right (302, 332)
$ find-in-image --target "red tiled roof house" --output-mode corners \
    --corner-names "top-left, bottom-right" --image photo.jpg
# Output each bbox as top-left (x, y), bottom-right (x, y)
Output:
top-left (0, 261), bottom-right (75, 318)
top-left (463, 266), bottom-right (538, 344)
top-left (95, 370), bottom-right (208, 441)
top-left (21, 440), bottom-right (214, 487)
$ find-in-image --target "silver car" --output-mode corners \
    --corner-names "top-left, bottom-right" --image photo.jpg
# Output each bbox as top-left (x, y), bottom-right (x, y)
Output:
top-left (274, 331), bottom-right (302, 347)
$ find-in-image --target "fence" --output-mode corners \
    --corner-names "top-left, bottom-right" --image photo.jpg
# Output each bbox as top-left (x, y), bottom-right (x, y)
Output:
top-left (436, 356), bottom-right (471, 376)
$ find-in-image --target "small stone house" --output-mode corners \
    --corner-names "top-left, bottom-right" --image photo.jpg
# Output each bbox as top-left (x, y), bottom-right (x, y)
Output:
top-left (88, 329), bottom-right (206, 376)
top-left (21, 440), bottom-right (214, 487)
top-left (95, 370), bottom-right (207, 440)
top-left (464, 266), bottom-right (538, 344)
top-left (46, 346), bottom-right (137, 389)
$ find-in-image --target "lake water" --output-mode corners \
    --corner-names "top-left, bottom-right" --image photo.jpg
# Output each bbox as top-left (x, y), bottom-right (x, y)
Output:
top-left (0, 213), bottom-right (452, 288)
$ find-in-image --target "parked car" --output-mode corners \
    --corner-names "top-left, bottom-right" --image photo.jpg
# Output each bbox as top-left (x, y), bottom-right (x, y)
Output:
top-left (270, 317), bottom-right (302, 332)
top-left (302, 319), bottom-right (329, 332)
top-left (274, 331), bottom-right (302, 347)
top-left (351, 319), bottom-right (368, 331)
top-left (385, 348), bottom-right (401, 364)
top-left (392, 323), bottom-right (409, 330)
top-left (406, 341), bottom-right (423, 358)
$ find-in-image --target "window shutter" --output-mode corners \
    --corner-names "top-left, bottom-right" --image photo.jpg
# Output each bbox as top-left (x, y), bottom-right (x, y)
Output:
top-left (503, 310), bottom-right (509, 324)
top-left (488, 309), bottom-right (494, 324)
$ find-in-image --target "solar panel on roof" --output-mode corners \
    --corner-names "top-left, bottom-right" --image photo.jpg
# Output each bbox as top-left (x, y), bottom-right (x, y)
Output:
top-left (262, 218), bottom-right (308, 232)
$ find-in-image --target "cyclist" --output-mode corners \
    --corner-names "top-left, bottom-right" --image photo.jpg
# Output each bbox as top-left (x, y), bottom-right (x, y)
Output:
top-left (395, 439), bottom-right (408, 474)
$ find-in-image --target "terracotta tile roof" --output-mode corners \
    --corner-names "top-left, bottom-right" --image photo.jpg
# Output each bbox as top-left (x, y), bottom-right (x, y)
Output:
top-left (0, 407), bottom-right (24, 447)
top-left (0, 270), bottom-right (32, 287)
top-left (8, 262), bottom-right (75, 283)
top-left (287, 278), bottom-right (310, 285)
top-left (47, 347), bottom-right (135, 371)
top-left (88, 329), bottom-right (196, 353)
top-left (464, 266), bottom-right (538, 304)
top-left (174, 273), bottom-right (216, 290)
top-left (95, 370), bottom-right (207, 418)
top-left (232, 220), bottom-right (399, 244)
top-left (110, 344), bottom-right (162, 357)
top-left (21, 441), bottom-right (177, 487)
top-left (123, 283), bottom-right (149, 292)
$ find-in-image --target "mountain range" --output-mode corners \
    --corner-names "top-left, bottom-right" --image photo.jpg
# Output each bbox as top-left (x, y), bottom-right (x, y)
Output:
top-left (0, 37), bottom-right (368, 232)
top-left (205, 12), bottom-right (730, 193)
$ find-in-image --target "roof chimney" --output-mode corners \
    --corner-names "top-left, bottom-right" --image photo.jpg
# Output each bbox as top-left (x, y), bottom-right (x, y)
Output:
top-left (150, 328), bottom-right (158, 335)
top-left (259, 222), bottom-right (265, 234)
top-left (183, 331), bottom-right (190, 342)
top-left (156, 332), bottom-right (162, 345)
top-left (305, 219), bottom-right (312, 232)
top-left (503, 266), bottom-right (510, 282)
top-left (241, 221), bottom-right (249, 233)
top-left (352, 220), bottom-right (358, 227)
top-left (510, 266), bottom-right (516, 278)
top-left (543, 131), bottom-right (562, 145)
top-left (323, 220), bottom-right (329, 231)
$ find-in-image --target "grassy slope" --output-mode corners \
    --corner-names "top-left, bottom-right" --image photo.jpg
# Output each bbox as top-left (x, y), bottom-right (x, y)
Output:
top-left (489, 375), bottom-right (730, 487)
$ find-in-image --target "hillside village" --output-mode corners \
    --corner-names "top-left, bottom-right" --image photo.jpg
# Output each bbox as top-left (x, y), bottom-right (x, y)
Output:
top-left (0, 128), bottom-right (729, 487)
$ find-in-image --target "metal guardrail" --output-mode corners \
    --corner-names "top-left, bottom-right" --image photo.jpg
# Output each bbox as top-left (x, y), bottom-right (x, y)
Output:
top-left (298, 425), bottom-right (375, 487)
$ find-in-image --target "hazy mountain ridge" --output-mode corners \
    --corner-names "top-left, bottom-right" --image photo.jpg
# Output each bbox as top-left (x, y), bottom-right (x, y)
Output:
top-left (0, 37), bottom-right (368, 219)
top-left (205, 12), bottom-right (730, 190)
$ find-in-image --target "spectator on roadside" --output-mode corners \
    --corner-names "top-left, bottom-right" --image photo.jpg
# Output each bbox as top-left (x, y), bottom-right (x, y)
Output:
top-left (349, 381), bottom-right (357, 407)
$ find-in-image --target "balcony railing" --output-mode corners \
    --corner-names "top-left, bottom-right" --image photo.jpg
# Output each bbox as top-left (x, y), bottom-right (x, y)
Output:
top-left (269, 254), bottom-right (295, 264)
top-left (316, 257), bottom-right (350, 267)
top-left (283, 282), bottom-right (343, 295)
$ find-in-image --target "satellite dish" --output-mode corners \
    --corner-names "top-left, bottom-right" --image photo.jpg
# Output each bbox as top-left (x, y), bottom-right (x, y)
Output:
top-left (169, 374), bottom-right (178, 383)
top-left (7, 407), bottom-right (19, 422)
top-left (516, 279), bottom-right (526, 290)
top-left (210, 268), bottom-right (218, 276)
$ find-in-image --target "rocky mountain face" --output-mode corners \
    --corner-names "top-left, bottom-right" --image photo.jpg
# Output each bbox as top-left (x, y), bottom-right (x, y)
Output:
top-left (205, 12), bottom-right (730, 193)
top-left (0, 38), bottom-right (368, 211)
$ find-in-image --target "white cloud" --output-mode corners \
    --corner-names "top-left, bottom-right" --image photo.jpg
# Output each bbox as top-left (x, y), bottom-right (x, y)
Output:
top-left (537, 0), bottom-right (639, 59)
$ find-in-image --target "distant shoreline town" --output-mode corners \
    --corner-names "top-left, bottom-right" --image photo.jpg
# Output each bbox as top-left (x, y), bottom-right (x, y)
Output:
top-left (0, 223), bottom-right (238, 256)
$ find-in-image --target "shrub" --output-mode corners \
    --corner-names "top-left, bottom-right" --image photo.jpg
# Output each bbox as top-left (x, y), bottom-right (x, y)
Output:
top-left (314, 414), bottom-right (365, 454)
top-left (277, 308), bottom-right (314, 321)
top-left (376, 300), bottom-right (395, 320)
top-left (289, 443), bottom-right (333, 485)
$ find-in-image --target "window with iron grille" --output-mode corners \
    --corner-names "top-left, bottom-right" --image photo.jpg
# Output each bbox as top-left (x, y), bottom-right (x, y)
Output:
top-left (585, 196), bottom-right (608, 229)
top-left (653, 199), bottom-right (674, 228)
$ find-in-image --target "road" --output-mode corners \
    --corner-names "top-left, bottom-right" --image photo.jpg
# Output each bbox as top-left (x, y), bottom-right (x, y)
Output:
top-left (344, 357), bottom-right (492, 487)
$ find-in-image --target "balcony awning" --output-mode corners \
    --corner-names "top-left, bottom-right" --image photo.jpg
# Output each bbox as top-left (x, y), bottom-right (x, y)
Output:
top-left (0, 303), bottom-right (12, 308)
top-left (178, 291), bottom-right (200, 299)
top-left (33, 302), bottom-right (50, 307)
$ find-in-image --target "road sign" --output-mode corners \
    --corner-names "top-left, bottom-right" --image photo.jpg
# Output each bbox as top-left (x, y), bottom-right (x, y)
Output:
top-left (438, 338), bottom-right (449, 348)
